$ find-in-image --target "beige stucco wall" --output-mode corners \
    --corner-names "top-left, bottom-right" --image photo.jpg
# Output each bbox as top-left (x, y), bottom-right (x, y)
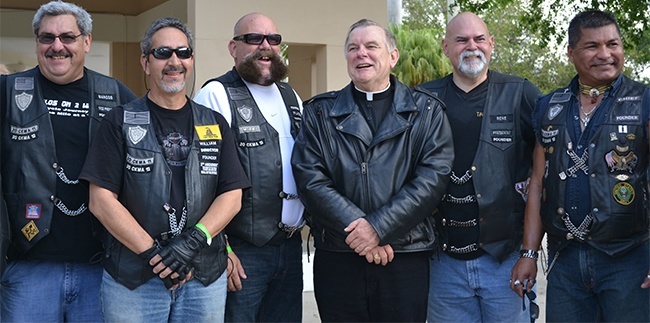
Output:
top-left (0, 0), bottom-right (387, 98)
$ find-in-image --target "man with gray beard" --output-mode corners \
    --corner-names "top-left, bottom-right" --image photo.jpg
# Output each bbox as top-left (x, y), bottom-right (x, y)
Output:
top-left (419, 12), bottom-right (541, 322)
top-left (80, 17), bottom-right (249, 321)
top-left (194, 12), bottom-right (305, 322)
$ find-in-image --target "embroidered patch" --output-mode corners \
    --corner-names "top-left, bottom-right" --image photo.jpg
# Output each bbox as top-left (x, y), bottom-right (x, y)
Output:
top-left (15, 77), bottom-right (34, 91)
top-left (238, 139), bottom-right (265, 148)
top-left (549, 92), bottom-right (571, 103)
top-left (612, 182), bottom-right (634, 205)
top-left (95, 93), bottom-right (115, 101)
top-left (10, 125), bottom-right (38, 141)
top-left (195, 125), bottom-right (222, 140)
top-left (541, 126), bottom-right (558, 144)
top-left (548, 104), bottom-right (563, 120)
top-left (239, 125), bottom-right (261, 133)
top-left (609, 132), bottom-right (618, 141)
top-left (25, 204), bottom-right (41, 220)
top-left (15, 92), bottom-right (33, 111)
top-left (616, 96), bottom-right (641, 102)
top-left (200, 162), bottom-right (219, 175)
top-left (21, 220), bottom-right (39, 241)
top-left (128, 126), bottom-right (147, 145)
top-left (615, 115), bottom-right (640, 122)
top-left (618, 125), bottom-right (628, 133)
top-left (605, 150), bottom-right (637, 173)
top-left (124, 111), bottom-right (150, 125)
top-left (490, 115), bottom-right (513, 123)
top-left (237, 105), bottom-right (253, 123)
top-left (614, 174), bottom-right (630, 181)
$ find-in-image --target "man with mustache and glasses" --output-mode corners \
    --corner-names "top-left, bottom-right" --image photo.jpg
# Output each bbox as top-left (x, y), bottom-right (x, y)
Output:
top-left (419, 12), bottom-right (540, 322)
top-left (193, 12), bottom-right (305, 322)
top-left (511, 10), bottom-right (650, 322)
top-left (0, 1), bottom-right (136, 321)
top-left (79, 17), bottom-right (249, 322)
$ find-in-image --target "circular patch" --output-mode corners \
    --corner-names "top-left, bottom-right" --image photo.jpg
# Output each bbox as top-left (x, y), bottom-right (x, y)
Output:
top-left (612, 182), bottom-right (635, 205)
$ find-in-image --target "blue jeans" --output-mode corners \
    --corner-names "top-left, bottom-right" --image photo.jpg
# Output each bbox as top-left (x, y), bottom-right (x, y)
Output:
top-left (546, 240), bottom-right (650, 322)
top-left (101, 269), bottom-right (227, 322)
top-left (226, 233), bottom-right (303, 322)
top-left (1, 260), bottom-right (103, 322)
top-left (428, 251), bottom-right (529, 323)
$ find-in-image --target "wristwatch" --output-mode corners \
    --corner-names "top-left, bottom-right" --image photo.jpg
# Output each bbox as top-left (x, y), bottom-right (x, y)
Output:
top-left (519, 249), bottom-right (538, 260)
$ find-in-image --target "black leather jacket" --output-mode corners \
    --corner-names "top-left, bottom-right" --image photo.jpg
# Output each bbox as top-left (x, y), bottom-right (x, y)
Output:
top-left (292, 76), bottom-right (454, 252)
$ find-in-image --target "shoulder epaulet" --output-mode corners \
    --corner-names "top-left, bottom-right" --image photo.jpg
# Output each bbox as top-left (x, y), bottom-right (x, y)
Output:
top-left (304, 90), bottom-right (338, 105)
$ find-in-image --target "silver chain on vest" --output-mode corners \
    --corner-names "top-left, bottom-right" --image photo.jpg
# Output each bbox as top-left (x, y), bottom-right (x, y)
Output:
top-left (559, 144), bottom-right (589, 180)
top-left (562, 211), bottom-right (593, 241)
top-left (53, 166), bottom-right (85, 216)
top-left (163, 203), bottom-right (187, 237)
top-left (448, 243), bottom-right (478, 254)
top-left (450, 170), bottom-right (472, 185)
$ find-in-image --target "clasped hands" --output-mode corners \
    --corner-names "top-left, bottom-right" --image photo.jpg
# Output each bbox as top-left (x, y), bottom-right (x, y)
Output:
top-left (344, 218), bottom-right (394, 266)
top-left (139, 227), bottom-right (209, 290)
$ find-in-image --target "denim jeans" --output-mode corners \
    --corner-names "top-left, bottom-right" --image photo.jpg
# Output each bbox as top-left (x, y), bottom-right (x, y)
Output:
top-left (545, 240), bottom-right (650, 322)
top-left (101, 269), bottom-right (227, 322)
top-left (428, 251), bottom-right (529, 323)
top-left (1, 260), bottom-right (103, 322)
top-left (226, 233), bottom-right (303, 322)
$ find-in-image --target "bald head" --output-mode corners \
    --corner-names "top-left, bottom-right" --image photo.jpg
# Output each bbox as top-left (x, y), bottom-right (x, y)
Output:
top-left (443, 12), bottom-right (493, 82)
top-left (233, 12), bottom-right (277, 36)
top-left (445, 12), bottom-right (490, 41)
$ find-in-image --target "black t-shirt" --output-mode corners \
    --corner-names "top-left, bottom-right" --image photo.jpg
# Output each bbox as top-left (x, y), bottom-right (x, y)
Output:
top-left (443, 79), bottom-right (486, 260)
top-left (1, 68), bottom-right (137, 262)
top-left (80, 96), bottom-right (249, 234)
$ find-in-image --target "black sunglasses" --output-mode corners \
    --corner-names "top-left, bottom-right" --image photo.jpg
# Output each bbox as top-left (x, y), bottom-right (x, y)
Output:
top-left (148, 47), bottom-right (193, 60)
top-left (37, 33), bottom-right (83, 44)
top-left (232, 33), bottom-right (282, 45)
top-left (522, 286), bottom-right (540, 323)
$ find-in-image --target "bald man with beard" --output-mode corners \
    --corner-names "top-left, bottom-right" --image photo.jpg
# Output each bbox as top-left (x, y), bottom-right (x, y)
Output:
top-left (418, 12), bottom-right (541, 322)
top-left (194, 12), bottom-right (305, 322)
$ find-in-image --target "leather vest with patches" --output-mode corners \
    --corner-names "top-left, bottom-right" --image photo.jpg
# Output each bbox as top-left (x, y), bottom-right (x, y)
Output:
top-left (539, 76), bottom-right (649, 256)
top-left (102, 96), bottom-right (227, 290)
top-left (421, 72), bottom-right (532, 262)
top-left (206, 68), bottom-right (301, 246)
top-left (2, 67), bottom-right (122, 253)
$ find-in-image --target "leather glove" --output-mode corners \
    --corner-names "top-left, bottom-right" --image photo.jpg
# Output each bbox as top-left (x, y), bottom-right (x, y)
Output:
top-left (138, 239), bottom-right (163, 266)
top-left (158, 227), bottom-right (209, 275)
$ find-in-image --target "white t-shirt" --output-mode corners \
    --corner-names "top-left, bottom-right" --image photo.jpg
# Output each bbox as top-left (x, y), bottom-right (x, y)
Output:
top-left (194, 79), bottom-right (305, 227)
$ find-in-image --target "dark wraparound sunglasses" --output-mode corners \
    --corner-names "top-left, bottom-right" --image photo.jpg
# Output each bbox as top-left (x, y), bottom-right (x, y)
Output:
top-left (522, 286), bottom-right (540, 323)
top-left (37, 33), bottom-right (83, 44)
top-left (232, 33), bottom-right (282, 45)
top-left (148, 47), bottom-right (193, 60)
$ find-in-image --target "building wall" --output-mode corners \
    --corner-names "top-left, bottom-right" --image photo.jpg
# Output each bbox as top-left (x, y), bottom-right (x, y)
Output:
top-left (0, 0), bottom-right (387, 98)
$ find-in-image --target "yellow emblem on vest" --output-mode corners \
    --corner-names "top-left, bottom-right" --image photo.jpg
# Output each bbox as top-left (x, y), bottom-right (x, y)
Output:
top-left (612, 182), bottom-right (634, 206)
top-left (195, 125), bottom-right (222, 140)
top-left (21, 220), bottom-right (39, 241)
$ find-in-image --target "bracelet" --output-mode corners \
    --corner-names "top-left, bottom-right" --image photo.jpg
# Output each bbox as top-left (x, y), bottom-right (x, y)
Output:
top-left (519, 249), bottom-right (539, 260)
top-left (195, 223), bottom-right (212, 240)
top-left (226, 245), bottom-right (233, 253)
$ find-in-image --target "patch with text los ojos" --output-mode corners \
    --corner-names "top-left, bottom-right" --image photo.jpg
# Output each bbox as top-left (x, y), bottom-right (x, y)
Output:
top-left (195, 125), bottom-right (221, 175)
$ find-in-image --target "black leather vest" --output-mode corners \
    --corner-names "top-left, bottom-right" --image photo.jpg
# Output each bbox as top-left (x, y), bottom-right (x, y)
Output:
top-left (102, 96), bottom-right (228, 290)
top-left (539, 76), bottom-right (649, 256)
top-left (205, 68), bottom-right (301, 246)
top-left (421, 72), bottom-right (532, 262)
top-left (2, 68), bottom-right (123, 253)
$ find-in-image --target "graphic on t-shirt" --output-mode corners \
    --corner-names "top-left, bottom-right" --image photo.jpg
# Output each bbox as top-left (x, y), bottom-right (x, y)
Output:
top-left (161, 131), bottom-right (190, 166)
top-left (45, 98), bottom-right (90, 118)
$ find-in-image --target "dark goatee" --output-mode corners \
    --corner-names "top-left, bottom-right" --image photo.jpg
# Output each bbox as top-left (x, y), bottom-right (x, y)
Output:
top-left (237, 49), bottom-right (288, 86)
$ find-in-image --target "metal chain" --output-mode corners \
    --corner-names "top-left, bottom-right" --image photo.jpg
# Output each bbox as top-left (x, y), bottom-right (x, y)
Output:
top-left (53, 198), bottom-right (87, 217)
top-left (450, 170), bottom-right (472, 185)
top-left (446, 219), bottom-right (478, 227)
top-left (445, 194), bottom-right (476, 204)
top-left (55, 166), bottom-right (80, 185)
top-left (562, 211), bottom-right (593, 241)
top-left (559, 147), bottom-right (589, 180)
top-left (164, 204), bottom-right (187, 237)
top-left (448, 243), bottom-right (478, 254)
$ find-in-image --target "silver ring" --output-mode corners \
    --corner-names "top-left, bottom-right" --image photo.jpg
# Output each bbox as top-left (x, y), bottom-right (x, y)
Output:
top-left (513, 279), bottom-right (522, 286)
top-left (646, 274), bottom-right (650, 279)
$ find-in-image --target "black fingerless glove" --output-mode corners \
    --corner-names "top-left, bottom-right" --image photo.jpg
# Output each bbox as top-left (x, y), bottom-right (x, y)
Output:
top-left (158, 227), bottom-right (209, 274)
top-left (138, 239), bottom-right (163, 266)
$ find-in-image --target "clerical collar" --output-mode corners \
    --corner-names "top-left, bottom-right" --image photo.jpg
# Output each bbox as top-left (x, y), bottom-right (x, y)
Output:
top-left (354, 83), bottom-right (391, 101)
top-left (578, 79), bottom-right (612, 104)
